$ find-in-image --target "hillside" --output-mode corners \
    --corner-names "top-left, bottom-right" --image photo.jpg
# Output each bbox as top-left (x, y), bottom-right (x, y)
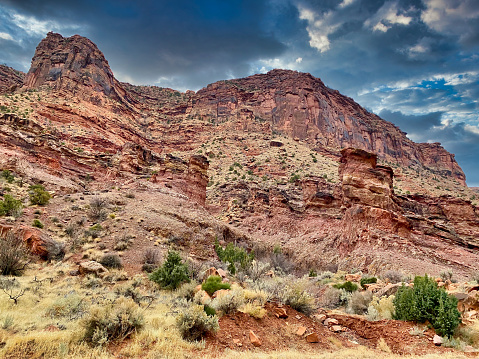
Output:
top-left (0, 32), bottom-right (479, 358)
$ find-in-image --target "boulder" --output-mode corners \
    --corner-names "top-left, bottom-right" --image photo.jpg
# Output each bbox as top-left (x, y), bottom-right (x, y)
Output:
top-left (433, 334), bottom-right (443, 346)
top-left (78, 261), bottom-right (109, 277)
top-left (324, 318), bottom-right (339, 326)
top-left (306, 332), bottom-right (319, 343)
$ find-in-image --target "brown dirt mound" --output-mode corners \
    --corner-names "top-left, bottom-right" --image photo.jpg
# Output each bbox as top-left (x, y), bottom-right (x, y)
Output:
top-left (205, 303), bottom-right (474, 357)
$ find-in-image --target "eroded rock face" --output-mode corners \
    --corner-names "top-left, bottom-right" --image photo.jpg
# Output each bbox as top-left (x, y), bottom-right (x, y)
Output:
top-left (188, 69), bottom-right (465, 184)
top-left (339, 148), bottom-right (397, 210)
top-left (23, 32), bottom-right (135, 108)
top-left (0, 65), bottom-right (25, 94)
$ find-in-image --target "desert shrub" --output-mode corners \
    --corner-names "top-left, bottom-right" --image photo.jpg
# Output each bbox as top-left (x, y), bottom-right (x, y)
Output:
top-left (85, 224), bottom-right (103, 239)
top-left (240, 302), bottom-right (267, 319)
top-left (0, 230), bottom-right (29, 276)
top-left (360, 277), bottom-right (377, 288)
top-left (100, 253), bottom-right (123, 269)
top-left (149, 249), bottom-right (190, 290)
top-left (440, 270), bottom-right (455, 282)
top-left (202, 275), bottom-right (230, 296)
top-left (210, 287), bottom-right (245, 315)
top-left (32, 219), bottom-right (44, 228)
top-left (114, 233), bottom-right (134, 251)
top-left (1, 169), bottom-right (14, 183)
top-left (319, 287), bottom-right (349, 309)
top-left (88, 197), bottom-right (109, 222)
top-left (46, 293), bottom-right (86, 320)
top-left (214, 239), bottom-right (254, 274)
top-left (82, 297), bottom-right (144, 346)
top-left (176, 304), bottom-right (219, 341)
top-left (28, 184), bottom-right (51, 205)
top-left (243, 289), bottom-right (267, 306)
top-left (333, 281), bottom-right (358, 292)
top-left (393, 275), bottom-right (461, 337)
top-left (43, 237), bottom-right (66, 260)
top-left (279, 277), bottom-right (316, 315)
top-left (382, 270), bottom-right (405, 284)
top-left (268, 251), bottom-right (294, 274)
top-left (176, 280), bottom-right (199, 302)
top-left (347, 290), bottom-right (373, 315)
top-left (317, 271), bottom-right (334, 283)
top-left (243, 259), bottom-right (271, 282)
top-left (142, 248), bottom-right (160, 273)
top-left (0, 194), bottom-right (23, 217)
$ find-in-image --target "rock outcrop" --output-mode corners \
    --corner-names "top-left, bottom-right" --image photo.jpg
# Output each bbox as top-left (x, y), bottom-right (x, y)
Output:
top-left (339, 148), bottom-right (397, 211)
top-left (0, 65), bottom-right (24, 94)
top-left (23, 32), bottom-right (135, 108)
top-left (187, 69), bottom-right (465, 184)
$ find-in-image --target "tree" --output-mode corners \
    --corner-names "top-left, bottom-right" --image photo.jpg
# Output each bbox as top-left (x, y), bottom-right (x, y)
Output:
top-left (149, 249), bottom-right (190, 290)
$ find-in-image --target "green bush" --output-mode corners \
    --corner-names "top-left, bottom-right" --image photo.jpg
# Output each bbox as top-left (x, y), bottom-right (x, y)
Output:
top-left (360, 277), bottom-right (377, 288)
top-left (29, 184), bottom-right (51, 205)
top-left (202, 275), bottom-right (230, 296)
top-left (32, 219), bottom-right (44, 229)
top-left (149, 249), bottom-right (190, 290)
top-left (333, 281), bottom-right (358, 292)
top-left (393, 275), bottom-right (461, 337)
top-left (0, 194), bottom-right (22, 217)
top-left (1, 170), bottom-right (14, 183)
top-left (214, 239), bottom-right (254, 274)
top-left (176, 304), bottom-right (218, 341)
top-left (82, 297), bottom-right (144, 346)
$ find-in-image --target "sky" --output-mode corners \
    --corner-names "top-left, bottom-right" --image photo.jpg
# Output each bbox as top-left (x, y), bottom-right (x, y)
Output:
top-left (0, 0), bottom-right (478, 186)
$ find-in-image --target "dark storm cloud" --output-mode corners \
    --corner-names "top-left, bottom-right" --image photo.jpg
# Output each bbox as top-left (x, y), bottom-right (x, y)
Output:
top-left (380, 109), bottom-right (479, 186)
top-left (0, 0), bottom-right (286, 88)
top-left (379, 109), bottom-right (443, 135)
top-left (0, 0), bottom-right (478, 184)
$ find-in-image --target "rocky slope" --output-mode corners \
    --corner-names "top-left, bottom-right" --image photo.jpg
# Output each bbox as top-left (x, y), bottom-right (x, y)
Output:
top-left (0, 32), bottom-right (478, 278)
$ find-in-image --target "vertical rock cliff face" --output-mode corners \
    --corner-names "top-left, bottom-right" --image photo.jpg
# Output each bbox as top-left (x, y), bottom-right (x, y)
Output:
top-left (188, 69), bottom-right (466, 185)
top-left (23, 32), bottom-right (135, 107)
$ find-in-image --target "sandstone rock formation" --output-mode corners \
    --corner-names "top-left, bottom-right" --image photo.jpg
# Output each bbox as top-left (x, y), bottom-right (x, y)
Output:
top-left (23, 32), bottom-right (135, 108)
top-left (0, 65), bottom-right (24, 94)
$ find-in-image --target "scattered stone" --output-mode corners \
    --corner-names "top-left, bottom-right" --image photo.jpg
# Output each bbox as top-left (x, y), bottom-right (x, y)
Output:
top-left (295, 315), bottom-right (302, 320)
top-left (233, 339), bottom-right (242, 346)
top-left (69, 270), bottom-right (80, 276)
top-left (296, 326), bottom-right (307, 336)
top-left (433, 335), bottom-right (443, 346)
top-left (324, 318), bottom-right (339, 326)
top-left (306, 332), bottom-right (320, 343)
top-left (249, 330), bottom-right (262, 347)
top-left (273, 307), bottom-right (288, 318)
top-left (331, 325), bottom-right (343, 332)
top-left (312, 314), bottom-right (327, 323)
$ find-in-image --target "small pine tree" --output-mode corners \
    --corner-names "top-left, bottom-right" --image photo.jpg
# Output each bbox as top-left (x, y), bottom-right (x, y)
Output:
top-left (29, 184), bottom-right (51, 205)
top-left (202, 275), bottom-right (230, 296)
top-left (149, 249), bottom-right (190, 290)
top-left (394, 275), bottom-right (461, 337)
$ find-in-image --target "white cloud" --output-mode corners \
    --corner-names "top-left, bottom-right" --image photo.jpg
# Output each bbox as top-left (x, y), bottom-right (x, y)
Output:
top-left (365, 1), bottom-right (413, 33)
top-left (339, 0), bottom-right (356, 9)
top-left (297, 6), bottom-right (341, 53)
top-left (0, 32), bottom-right (13, 41)
top-left (422, 0), bottom-right (479, 34)
top-left (8, 11), bottom-right (82, 38)
top-left (295, 57), bottom-right (303, 63)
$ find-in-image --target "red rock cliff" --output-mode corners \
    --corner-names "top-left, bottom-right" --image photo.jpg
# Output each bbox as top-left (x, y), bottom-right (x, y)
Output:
top-left (23, 32), bottom-right (135, 107)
